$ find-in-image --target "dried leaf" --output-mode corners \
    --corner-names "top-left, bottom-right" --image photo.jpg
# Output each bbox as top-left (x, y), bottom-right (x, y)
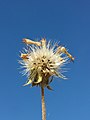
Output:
top-left (47, 85), bottom-right (53, 90)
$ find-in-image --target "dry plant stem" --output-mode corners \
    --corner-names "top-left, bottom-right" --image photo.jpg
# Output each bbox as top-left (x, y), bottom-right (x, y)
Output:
top-left (41, 87), bottom-right (46, 120)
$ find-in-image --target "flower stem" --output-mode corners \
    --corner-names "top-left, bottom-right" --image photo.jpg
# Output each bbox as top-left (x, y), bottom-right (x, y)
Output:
top-left (41, 87), bottom-right (46, 120)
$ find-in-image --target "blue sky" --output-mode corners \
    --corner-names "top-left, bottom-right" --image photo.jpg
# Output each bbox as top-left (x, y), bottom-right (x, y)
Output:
top-left (0, 0), bottom-right (90, 120)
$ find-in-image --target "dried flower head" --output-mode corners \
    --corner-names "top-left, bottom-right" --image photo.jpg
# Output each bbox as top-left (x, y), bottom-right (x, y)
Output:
top-left (19, 38), bottom-right (74, 90)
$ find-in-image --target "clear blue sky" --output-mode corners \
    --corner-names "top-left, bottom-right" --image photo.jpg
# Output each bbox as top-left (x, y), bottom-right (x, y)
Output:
top-left (0, 0), bottom-right (90, 120)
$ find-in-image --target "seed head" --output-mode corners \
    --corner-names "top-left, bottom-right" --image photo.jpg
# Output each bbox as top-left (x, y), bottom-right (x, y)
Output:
top-left (19, 38), bottom-right (74, 89)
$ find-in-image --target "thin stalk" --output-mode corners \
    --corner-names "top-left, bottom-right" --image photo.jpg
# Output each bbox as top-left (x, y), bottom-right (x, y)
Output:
top-left (41, 87), bottom-right (46, 120)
